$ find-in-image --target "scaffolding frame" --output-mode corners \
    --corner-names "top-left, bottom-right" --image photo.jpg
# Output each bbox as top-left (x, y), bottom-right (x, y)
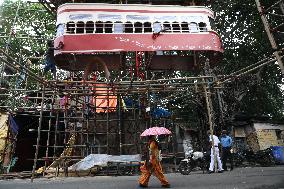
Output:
top-left (0, 0), bottom-right (283, 180)
top-left (26, 74), bottom-right (218, 180)
top-left (0, 34), bottom-right (218, 177)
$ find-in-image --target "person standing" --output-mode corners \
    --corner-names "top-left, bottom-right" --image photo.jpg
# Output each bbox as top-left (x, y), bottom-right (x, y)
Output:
top-left (139, 135), bottom-right (170, 188)
top-left (220, 130), bottom-right (233, 171)
top-left (207, 130), bottom-right (223, 173)
top-left (43, 40), bottom-right (63, 79)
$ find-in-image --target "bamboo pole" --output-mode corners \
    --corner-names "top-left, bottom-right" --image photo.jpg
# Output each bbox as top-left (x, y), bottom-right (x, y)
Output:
top-left (219, 57), bottom-right (281, 85)
top-left (43, 89), bottom-right (56, 176)
top-left (53, 113), bottom-right (59, 162)
top-left (255, 0), bottom-right (284, 75)
top-left (118, 94), bottom-right (122, 155)
top-left (93, 90), bottom-right (97, 153)
top-left (0, 51), bottom-right (45, 84)
top-left (265, 0), bottom-right (283, 12)
top-left (31, 85), bottom-right (45, 182)
top-left (202, 80), bottom-right (217, 173)
top-left (106, 84), bottom-right (110, 154)
top-left (43, 109), bottom-right (52, 176)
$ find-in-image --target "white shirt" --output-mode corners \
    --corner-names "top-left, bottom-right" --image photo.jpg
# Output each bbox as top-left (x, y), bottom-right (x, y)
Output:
top-left (209, 135), bottom-right (220, 147)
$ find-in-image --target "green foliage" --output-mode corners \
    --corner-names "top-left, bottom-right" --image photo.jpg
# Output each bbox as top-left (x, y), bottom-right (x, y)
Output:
top-left (0, 0), bottom-right (55, 110)
top-left (169, 0), bottom-right (284, 127)
top-left (0, 0), bottom-right (55, 59)
top-left (211, 0), bottom-right (284, 121)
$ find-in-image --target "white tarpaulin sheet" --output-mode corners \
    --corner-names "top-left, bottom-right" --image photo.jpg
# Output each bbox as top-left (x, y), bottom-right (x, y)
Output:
top-left (71, 154), bottom-right (141, 171)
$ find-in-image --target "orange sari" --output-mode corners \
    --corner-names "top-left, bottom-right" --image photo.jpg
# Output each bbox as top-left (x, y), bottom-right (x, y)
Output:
top-left (139, 140), bottom-right (169, 187)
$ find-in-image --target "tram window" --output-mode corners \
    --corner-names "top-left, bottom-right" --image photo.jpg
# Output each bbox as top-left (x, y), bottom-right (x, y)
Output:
top-left (126, 15), bottom-right (150, 21)
top-left (86, 21), bottom-right (94, 33)
top-left (189, 22), bottom-right (199, 33)
top-left (125, 22), bottom-right (133, 33)
top-left (199, 22), bottom-right (207, 32)
top-left (134, 22), bottom-right (143, 33)
top-left (143, 22), bottom-right (152, 33)
top-left (153, 22), bottom-right (161, 33)
top-left (66, 22), bottom-right (75, 34)
top-left (95, 21), bottom-right (103, 33)
top-left (172, 22), bottom-right (180, 33)
top-left (154, 16), bottom-right (177, 22)
top-left (105, 21), bottom-right (113, 33)
top-left (98, 14), bottom-right (122, 21)
top-left (76, 21), bottom-right (85, 34)
top-left (163, 22), bottom-right (171, 33)
top-left (181, 22), bottom-right (189, 33)
top-left (69, 14), bottom-right (93, 20)
top-left (114, 21), bottom-right (124, 33)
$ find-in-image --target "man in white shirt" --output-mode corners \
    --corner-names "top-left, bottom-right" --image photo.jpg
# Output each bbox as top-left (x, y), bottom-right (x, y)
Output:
top-left (207, 130), bottom-right (224, 173)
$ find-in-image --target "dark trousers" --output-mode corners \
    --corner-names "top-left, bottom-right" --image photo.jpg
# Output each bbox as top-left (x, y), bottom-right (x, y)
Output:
top-left (222, 147), bottom-right (233, 170)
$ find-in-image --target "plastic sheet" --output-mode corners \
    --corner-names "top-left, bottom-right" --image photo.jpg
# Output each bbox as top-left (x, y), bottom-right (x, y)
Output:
top-left (271, 146), bottom-right (284, 164)
top-left (71, 154), bottom-right (141, 171)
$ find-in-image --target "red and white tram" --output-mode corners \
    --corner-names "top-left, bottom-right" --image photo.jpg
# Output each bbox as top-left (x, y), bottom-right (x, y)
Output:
top-left (54, 3), bottom-right (223, 71)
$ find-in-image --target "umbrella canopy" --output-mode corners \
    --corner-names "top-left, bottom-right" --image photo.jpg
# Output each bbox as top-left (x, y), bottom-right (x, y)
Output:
top-left (140, 127), bottom-right (172, 137)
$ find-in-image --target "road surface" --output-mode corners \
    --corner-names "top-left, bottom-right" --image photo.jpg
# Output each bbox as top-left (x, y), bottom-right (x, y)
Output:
top-left (0, 166), bottom-right (284, 189)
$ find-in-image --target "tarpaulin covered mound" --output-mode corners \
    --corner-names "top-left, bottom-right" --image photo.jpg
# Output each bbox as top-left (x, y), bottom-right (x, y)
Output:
top-left (71, 154), bottom-right (141, 171)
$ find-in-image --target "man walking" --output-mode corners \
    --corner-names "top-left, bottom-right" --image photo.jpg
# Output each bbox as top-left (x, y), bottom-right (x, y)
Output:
top-left (207, 130), bottom-right (223, 173)
top-left (220, 130), bottom-right (233, 171)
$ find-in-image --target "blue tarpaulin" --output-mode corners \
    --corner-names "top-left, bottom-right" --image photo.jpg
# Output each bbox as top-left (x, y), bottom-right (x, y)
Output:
top-left (151, 107), bottom-right (171, 118)
top-left (123, 97), bottom-right (171, 118)
top-left (271, 146), bottom-right (284, 164)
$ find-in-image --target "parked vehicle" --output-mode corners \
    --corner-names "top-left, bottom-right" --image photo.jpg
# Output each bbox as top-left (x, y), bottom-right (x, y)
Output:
top-left (255, 148), bottom-right (275, 166)
top-left (178, 151), bottom-right (209, 175)
top-left (233, 147), bottom-right (275, 167)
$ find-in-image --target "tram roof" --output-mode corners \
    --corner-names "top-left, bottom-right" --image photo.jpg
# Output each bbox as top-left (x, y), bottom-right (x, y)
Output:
top-left (57, 3), bottom-right (214, 17)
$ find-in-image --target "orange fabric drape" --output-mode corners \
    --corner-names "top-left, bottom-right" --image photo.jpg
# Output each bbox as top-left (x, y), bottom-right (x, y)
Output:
top-left (93, 83), bottom-right (117, 113)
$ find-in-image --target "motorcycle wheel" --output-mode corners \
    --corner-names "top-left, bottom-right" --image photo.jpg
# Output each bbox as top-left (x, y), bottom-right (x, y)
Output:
top-left (178, 164), bottom-right (192, 175)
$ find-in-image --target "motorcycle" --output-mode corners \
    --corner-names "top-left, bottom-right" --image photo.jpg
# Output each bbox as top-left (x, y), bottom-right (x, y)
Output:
top-left (233, 147), bottom-right (275, 167)
top-left (178, 151), bottom-right (209, 175)
top-left (255, 148), bottom-right (275, 166)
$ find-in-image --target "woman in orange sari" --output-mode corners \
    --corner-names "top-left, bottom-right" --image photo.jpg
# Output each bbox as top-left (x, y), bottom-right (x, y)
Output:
top-left (139, 136), bottom-right (170, 188)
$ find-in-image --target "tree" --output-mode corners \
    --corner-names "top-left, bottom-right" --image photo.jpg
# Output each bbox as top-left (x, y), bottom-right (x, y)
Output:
top-left (211, 0), bottom-right (284, 122)
top-left (0, 0), bottom-right (55, 110)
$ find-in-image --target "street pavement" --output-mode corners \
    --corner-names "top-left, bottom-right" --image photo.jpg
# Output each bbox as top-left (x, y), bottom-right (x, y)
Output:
top-left (0, 166), bottom-right (284, 189)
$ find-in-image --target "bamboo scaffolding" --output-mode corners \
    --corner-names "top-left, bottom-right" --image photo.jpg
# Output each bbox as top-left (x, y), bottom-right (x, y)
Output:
top-left (215, 56), bottom-right (283, 85)
top-left (0, 49), bottom-right (45, 84)
top-left (118, 94), bottom-right (122, 155)
top-left (272, 22), bottom-right (284, 31)
top-left (1, 0), bottom-right (283, 180)
top-left (53, 113), bottom-right (60, 164)
top-left (3, 2), bottom-right (280, 178)
top-left (265, 0), bottom-right (283, 12)
top-left (0, 1), bottom-right (21, 80)
top-left (31, 85), bottom-right (45, 182)
top-left (255, 0), bottom-right (284, 75)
